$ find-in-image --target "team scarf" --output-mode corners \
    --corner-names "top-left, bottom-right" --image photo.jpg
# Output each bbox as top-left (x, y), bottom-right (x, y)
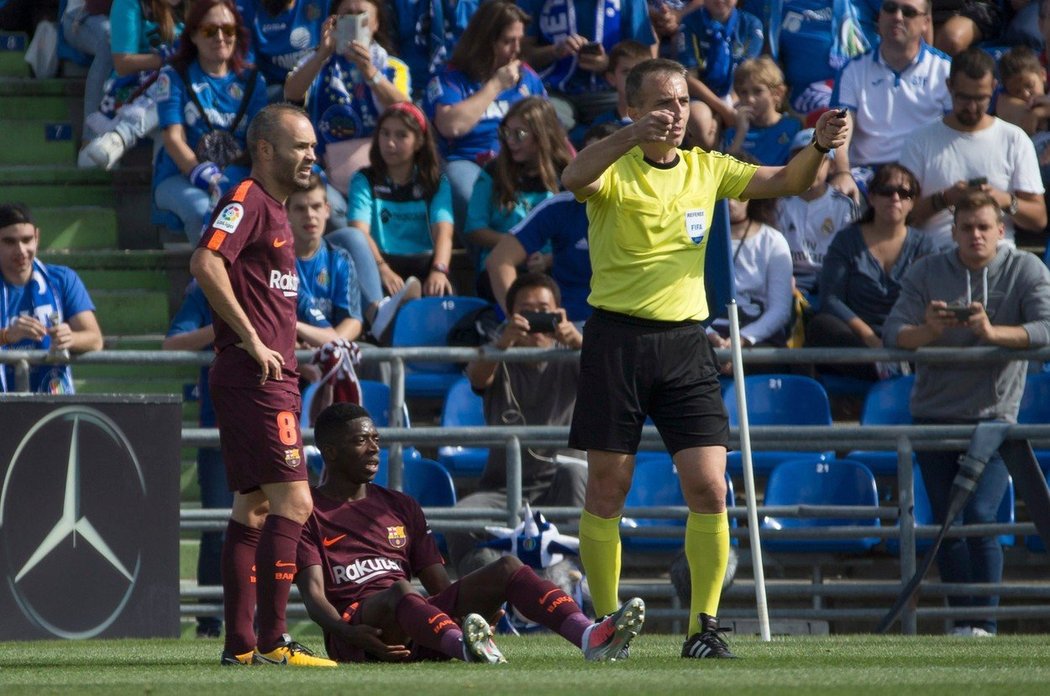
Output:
top-left (693, 8), bottom-right (741, 97)
top-left (0, 259), bottom-right (75, 394)
top-left (312, 43), bottom-right (389, 146)
top-left (538, 0), bottom-right (621, 92)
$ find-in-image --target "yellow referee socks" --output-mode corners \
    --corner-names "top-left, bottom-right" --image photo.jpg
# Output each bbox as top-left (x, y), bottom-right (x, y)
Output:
top-left (685, 511), bottom-right (730, 636)
top-left (578, 509), bottom-right (622, 617)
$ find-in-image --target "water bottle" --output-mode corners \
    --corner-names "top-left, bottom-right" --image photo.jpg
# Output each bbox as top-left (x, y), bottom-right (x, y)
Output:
top-left (48, 311), bottom-right (70, 362)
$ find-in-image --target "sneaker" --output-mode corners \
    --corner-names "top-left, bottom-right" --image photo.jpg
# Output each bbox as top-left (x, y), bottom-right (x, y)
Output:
top-left (368, 276), bottom-right (421, 345)
top-left (462, 613), bottom-right (506, 664)
top-left (220, 649), bottom-right (256, 666)
top-left (582, 597), bottom-right (646, 662)
top-left (254, 634), bottom-right (338, 667)
top-left (970, 627), bottom-right (995, 637)
top-left (77, 131), bottom-right (125, 171)
top-left (681, 613), bottom-right (737, 659)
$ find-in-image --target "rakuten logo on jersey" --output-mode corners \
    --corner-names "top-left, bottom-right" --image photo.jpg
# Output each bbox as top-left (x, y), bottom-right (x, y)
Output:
top-left (332, 557), bottom-right (402, 585)
top-left (269, 270), bottom-right (299, 298)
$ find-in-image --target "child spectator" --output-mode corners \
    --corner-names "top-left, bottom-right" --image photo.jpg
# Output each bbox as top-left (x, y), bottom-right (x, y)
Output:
top-left (288, 174), bottom-right (364, 345)
top-left (569, 39), bottom-right (649, 147)
top-left (327, 103), bottom-right (453, 341)
top-left (677, 0), bottom-right (763, 148)
top-left (283, 0), bottom-right (410, 220)
top-left (775, 128), bottom-right (860, 298)
top-left (465, 96), bottom-right (573, 300)
top-left (77, 0), bottom-right (184, 170)
top-left (423, 1), bottom-right (547, 235)
top-left (995, 45), bottom-right (1050, 137)
top-left (724, 56), bottom-right (802, 165)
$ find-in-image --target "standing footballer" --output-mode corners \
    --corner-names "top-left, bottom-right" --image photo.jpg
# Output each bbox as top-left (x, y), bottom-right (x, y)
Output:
top-left (561, 58), bottom-right (849, 659)
top-left (190, 103), bottom-right (336, 668)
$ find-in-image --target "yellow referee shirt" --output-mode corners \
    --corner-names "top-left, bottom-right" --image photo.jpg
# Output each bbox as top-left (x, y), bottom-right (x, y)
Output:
top-left (577, 147), bottom-right (758, 322)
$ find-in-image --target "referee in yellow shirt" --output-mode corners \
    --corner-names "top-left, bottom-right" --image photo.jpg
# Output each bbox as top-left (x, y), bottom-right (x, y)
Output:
top-left (561, 58), bottom-right (849, 659)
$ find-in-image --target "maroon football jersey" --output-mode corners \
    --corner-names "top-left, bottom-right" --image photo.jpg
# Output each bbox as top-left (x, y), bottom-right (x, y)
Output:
top-left (298, 485), bottom-right (445, 614)
top-left (199, 178), bottom-right (299, 387)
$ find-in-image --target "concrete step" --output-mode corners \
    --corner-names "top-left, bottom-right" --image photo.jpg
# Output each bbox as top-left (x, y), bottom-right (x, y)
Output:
top-left (90, 288), bottom-right (171, 335)
top-left (0, 164), bottom-right (115, 207)
top-left (34, 206), bottom-right (119, 250)
top-left (0, 120), bottom-right (77, 165)
top-left (0, 33), bottom-right (29, 78)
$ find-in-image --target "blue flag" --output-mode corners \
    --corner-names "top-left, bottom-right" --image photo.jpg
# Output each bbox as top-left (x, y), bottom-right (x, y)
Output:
top-left (703, 199), bottom-right (736, 323)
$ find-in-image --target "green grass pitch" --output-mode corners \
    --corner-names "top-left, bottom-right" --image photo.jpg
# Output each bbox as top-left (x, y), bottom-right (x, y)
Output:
top-left (2, 633), bottom-right (1049, 695)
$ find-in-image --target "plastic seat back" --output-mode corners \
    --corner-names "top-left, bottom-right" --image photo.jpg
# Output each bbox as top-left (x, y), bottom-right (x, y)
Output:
top-left (761, 457), bottom-right (881, 553)
top-left (437, 376), bottom-right (489, 476)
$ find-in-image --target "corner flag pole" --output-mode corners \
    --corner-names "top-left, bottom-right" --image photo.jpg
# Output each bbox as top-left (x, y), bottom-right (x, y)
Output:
top-left (727, 300), bottom-right (771, 641)
top-left (705, 201), bottom-right (771, 641)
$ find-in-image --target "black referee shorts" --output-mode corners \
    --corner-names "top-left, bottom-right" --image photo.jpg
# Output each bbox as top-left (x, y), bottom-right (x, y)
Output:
top-left (568, 308), bottom-right (729, 456)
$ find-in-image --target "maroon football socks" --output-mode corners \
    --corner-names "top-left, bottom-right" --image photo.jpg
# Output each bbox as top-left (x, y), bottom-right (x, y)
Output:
top-left (255, 514), bottom-right (304, 652)
top-left (221, 519), bottom-right (260, 655)
top-left (394, 593), bottom-right (463, 658)
top-left (504, 565), bottom-right (591, 647)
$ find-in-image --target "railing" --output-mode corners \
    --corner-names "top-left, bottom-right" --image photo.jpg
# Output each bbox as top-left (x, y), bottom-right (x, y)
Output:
top-left (5, 346), bottom-right (1050, 632)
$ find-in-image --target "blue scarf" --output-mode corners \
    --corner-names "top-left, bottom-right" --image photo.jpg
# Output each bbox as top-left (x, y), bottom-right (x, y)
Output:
top-left (312, 45), bottom-right (387, 148)
top-left (537, 0), bottom-right (621, 92)
top-left (695, 8), bottom-right (740, 97)
top-left (1, 259), bottom-right (75, 394)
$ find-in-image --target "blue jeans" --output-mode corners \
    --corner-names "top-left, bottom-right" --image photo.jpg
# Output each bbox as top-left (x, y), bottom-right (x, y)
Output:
top-left (61, 9), bottom-right (111, 123)
top-left (325, 226), bottom-right (384, 308)
top-left (155, 174), bottom-right (210, 244)
top-left (444, 158), bottom-right (481, 239)
top-left (917, 444), bottom-right (1010, 634)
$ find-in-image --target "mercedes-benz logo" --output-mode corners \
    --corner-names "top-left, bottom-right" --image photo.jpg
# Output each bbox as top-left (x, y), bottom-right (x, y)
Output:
top-left (0, 406), bottom-right (147, 638)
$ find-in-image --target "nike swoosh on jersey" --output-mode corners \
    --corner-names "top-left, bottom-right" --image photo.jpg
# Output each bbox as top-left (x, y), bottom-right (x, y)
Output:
top-left (275, 560), bottom-right (296, 568)
top-left (273, 238), bottom-right (288, 248)
top-left (323, 534), bottom-right (347, 547)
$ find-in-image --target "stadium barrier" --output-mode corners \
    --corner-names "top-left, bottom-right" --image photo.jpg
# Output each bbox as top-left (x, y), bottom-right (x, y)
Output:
top-left (4, 346), bottom-right (1050, 633)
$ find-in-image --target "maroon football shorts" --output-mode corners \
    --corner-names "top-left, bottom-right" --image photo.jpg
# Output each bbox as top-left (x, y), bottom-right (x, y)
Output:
top-left (210, 383), bottom-right (306, 492)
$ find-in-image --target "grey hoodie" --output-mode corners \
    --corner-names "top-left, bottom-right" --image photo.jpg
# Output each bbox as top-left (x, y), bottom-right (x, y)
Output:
top-left (883, 245), bottom-right (1050, 422)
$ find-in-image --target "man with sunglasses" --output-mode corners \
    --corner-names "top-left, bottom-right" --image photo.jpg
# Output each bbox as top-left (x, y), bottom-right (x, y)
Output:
top-left (829, 0), bottom-right (951, 202)
top-left (900, 47), bottom-right (1046, 250)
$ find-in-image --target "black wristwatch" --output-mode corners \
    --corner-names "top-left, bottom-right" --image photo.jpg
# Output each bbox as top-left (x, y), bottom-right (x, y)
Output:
top-left (811, 135), bottom-right (831, 154)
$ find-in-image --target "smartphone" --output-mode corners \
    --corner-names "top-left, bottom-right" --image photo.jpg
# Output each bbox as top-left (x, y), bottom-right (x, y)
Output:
top-left (520, 311), bottom-right (561, 333)
top-left (835, 108), bottom-right (847, 117)
top-left (968, 176), bottom-right (988, 187)
top-left (335, 13), bottom-right (371, 52)
top-left (946, 305), bottom-right (974, 321)
top-left (579, 41), bottom-right (602, 56)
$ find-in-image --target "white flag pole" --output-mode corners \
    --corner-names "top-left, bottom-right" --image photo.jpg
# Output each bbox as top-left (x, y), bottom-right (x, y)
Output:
top-left (727, 298), bottom-right (771, 641)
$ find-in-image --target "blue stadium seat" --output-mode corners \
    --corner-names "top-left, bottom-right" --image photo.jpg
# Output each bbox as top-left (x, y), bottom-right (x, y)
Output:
top-left (760, 458), bottom-right (881, 553)
top-left (723, 375), bottom-right (834, 475)
top-left (391, 296), bottom-right (492, 398)
top-left (620, 451), bottom-right (737, 551)
top-left (847, 375), bottom-right (915, 476)
top-left (437, 376), bottom-right (488, 477)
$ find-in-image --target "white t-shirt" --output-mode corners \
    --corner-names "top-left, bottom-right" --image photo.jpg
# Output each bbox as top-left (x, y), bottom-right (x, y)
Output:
top-left (898, 117), bottom-right (1045, 249)
top-left (775, 187), bottom-right (860, 293)
top-left (710, 223), bottom-right (794, 345)
top-left (833, 44), bottom-right (952, 167)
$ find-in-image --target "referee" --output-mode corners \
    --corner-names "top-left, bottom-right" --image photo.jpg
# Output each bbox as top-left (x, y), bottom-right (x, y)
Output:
top-left (561, 58), bottom-right (849, 659)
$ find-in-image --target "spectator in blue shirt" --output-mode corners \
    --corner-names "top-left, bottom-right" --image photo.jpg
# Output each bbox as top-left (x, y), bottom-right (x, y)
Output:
top-left (389, 0), bottom-right (478, 100)
top-left (0, 203), bottom-right (103, 394)
top-left (237, 0), bottom-right (330, 98)
top-left (423, 0), bottom-right (547, 236)
top-left (153, 0), bottom-right (268, 243)
top-left (724, 56), bottom-right (802, 166)
top-left (520, 0), bottom-right (656, 128)
top-left (77, 0), bottom-right (184, 170)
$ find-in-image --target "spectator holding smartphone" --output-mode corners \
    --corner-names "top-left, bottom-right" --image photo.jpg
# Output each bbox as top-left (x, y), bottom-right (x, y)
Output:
top-left (446, 272), bottom-right (585, 577)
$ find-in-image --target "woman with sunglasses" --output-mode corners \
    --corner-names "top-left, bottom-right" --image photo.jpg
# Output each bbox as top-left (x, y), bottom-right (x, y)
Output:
top-left (464, 96), bottom-right (573, 300)
top-left (283, 0), bottom-right (410, 216)
top-left (77, 0), bottom-right (184, 169)
top-left (327, 103), bottom-right (455, 341)
top-left (153, 0), bottom-right (267, 243)
top-left (807, 162), bottom-right (937, 380)
top-left (423, 0), bottom-right (548, 236)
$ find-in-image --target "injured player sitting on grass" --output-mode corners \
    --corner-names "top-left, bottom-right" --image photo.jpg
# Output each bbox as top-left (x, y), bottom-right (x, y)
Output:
top-left (295, 402), bottom-right (646, 663)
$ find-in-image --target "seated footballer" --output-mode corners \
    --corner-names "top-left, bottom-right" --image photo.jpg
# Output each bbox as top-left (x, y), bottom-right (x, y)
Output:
top-left (294, 402), bottom-right (646, 663)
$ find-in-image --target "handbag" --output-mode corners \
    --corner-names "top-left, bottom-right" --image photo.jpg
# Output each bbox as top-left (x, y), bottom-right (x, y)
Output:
top-left (177, 66), bottom-right (258, 168)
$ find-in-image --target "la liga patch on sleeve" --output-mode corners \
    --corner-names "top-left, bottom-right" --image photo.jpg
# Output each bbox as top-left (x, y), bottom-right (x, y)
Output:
top-left (213, 203), bottom-right (245, 234)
